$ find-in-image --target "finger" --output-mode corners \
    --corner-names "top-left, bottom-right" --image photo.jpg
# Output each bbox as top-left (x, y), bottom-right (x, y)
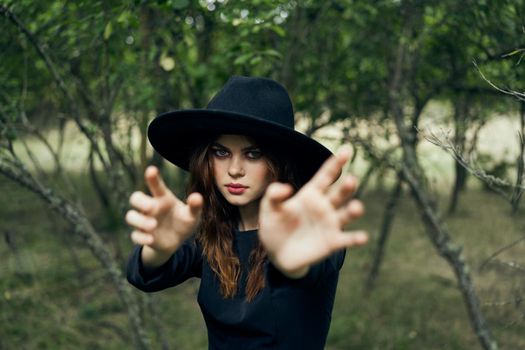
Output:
top-left (129, 191), bottom-right (156, 213)
top-left (186, 192), bottom-right (204, 218)
top-left (130, 230), bottom-right (154, 246)
top-left (338, 200), bottom-right (365, 227)
top-left (328, 175), bottom-right (358, 208)
top-left (125, 209), bottom-right (158, 232)
top-left (329, 231), bottom-right (368, 251)
top-left (309, 147), bottom-right (352, 192)
top-left (145, 166), bottom-right (168, 197)
top-left (263, 182), bottom-right (294, 209)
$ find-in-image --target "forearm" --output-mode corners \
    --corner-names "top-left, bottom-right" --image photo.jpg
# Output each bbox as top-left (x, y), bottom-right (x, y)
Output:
top-left (140, 244), bottom-right (178, 271)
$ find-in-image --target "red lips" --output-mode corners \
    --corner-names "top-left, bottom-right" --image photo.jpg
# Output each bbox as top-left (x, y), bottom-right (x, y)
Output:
top-left (226, 183), bottom-right (247, 195)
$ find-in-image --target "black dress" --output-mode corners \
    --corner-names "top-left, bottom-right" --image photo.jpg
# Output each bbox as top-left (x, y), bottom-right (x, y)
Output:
top-left (126, 229), bottom-right (345, 350)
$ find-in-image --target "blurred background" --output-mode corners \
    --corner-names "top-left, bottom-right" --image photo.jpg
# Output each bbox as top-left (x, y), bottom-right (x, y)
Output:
top-left (1, 0), bottom-right (524, 349)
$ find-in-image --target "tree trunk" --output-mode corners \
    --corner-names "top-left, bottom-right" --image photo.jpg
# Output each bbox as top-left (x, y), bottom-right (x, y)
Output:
top-left (449, 158), bottom-right (468, 214)
top-left (448, 94), bottom-right (469, 214)
top-left (364, 175), bottom-right (403, 293)
top-left (353, 162), bottom-right (377, 199)
top-left (0, 159), bottom-right (151, 350)
top-left (386, 3), bottom-right (497, 346)
top-left (4, 229), bottom-right (34, 280)
top-left (511, 101), bottom-right (525, 214)
top-left (401, 164), bottom-right (498, 350)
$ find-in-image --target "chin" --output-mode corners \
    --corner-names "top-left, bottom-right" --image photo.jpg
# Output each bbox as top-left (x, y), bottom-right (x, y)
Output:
top-left (221, 192), bottom-right (256, 207)
top-left (225, 197), bottom-right (251, 206)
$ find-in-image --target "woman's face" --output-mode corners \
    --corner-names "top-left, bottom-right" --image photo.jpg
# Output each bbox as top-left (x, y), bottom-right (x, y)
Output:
top-left (211, 134), bottom-right (273, 207)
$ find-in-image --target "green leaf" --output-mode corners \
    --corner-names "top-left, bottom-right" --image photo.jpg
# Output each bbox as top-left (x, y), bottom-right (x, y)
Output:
top-left (269, 25), bottom-right (285, 37)
top-left (262, 49), bottom-right (282, 59)
top-left (117, 10), bottom-right (131, 24)
top-left (234, 53), bottom-right (252, 66)
top-left (171, 0), bottom-right (189, 10)
top-left (103, 22), bottom-right (113, 40)
top-left (249, 56), bottom-right (262, 65)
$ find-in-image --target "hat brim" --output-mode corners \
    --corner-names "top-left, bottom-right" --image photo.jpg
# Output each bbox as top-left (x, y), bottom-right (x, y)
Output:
top-left (148, 109), bottom-right (338, 184)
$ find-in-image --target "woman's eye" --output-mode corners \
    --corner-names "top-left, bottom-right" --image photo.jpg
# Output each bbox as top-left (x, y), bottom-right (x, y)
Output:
top-left (213, 149), bottom-right (229, 157)
top-left (246, 150), bottom-right (262, 159)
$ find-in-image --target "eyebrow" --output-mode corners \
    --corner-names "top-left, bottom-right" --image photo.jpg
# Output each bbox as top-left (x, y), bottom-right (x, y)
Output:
top-left (211, 142), bottom-right (261, 151)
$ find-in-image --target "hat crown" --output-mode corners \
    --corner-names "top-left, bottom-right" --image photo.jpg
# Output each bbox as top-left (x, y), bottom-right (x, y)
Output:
top-left (148, 75), bottom-right (337, 184)
top-left (206, 76), bottom-right (294, 129)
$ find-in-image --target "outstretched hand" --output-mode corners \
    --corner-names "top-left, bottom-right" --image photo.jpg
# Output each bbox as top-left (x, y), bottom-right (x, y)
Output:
top-left (258, 147), bottom-right (368, 278)
top-left (125, 166), bottom-right (203, 256)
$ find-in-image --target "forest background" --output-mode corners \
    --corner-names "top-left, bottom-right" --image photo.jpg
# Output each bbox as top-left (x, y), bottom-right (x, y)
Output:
top-left (1, 0), bottom-right (525, 349)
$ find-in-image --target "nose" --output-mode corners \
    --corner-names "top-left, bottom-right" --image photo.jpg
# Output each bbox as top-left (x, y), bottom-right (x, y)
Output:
top-left (228, 156), bottom-right (245, 178)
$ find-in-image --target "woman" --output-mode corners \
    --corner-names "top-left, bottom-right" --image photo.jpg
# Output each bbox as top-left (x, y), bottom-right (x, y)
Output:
top-left (126, 76), bottom-right (368, 350)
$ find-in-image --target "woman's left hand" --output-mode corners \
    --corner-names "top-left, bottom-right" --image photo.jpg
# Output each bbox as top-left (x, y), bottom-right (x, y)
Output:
top-left (258, 147), bottom-right (368, 278)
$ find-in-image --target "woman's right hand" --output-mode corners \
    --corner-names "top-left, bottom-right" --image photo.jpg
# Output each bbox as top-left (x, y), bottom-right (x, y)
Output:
top-left (125, 166), bottom-right (203, 257)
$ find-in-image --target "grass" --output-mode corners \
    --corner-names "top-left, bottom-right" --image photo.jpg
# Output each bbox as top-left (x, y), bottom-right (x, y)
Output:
top-left (327, 188), bottom-right (525, 350)
top-left (1, 172), bottom-right (524, 349)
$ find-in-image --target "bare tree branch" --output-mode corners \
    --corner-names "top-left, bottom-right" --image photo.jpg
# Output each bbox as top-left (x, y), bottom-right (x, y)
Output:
top-left (479, 236), bottom-right (525, 271)
top-left (423, 128), bottom-right (520, 201)
top-left (349, 132), bottom-right (498, 350)
top-left (0, 153), bottom-right (151, 350)
top-left (0, 4), bottom-right (110, 171)
top-left (473, 60), bottom-right (525, 102)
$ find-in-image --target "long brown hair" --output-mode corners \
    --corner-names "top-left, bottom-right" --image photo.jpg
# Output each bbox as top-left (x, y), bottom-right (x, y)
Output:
top-left (186, 136), bottom-right (302, 301)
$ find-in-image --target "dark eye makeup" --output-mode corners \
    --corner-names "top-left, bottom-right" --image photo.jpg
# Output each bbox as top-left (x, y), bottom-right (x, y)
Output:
top-left (245, 150), bottom-right (262, 159)
top-left (211, 147), bottom-right (230, 157)
top-left (211, 144), bottom-right (263, 160)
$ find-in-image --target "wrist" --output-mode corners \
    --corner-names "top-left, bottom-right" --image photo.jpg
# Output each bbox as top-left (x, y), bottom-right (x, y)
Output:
top-left (280, 265), bottom-right (310, 279)
top-left (268, 253), bottom-right (310, 279)
top-left (141, 245), bottom-right (176, 270)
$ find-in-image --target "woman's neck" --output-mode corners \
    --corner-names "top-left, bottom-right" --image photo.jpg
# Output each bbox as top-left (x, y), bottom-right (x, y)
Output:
top-left (237, 200), bottom-right (260, 231)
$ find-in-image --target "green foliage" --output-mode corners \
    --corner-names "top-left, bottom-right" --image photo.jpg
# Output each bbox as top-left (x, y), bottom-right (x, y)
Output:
top-left (2, 0), bottom-right (525, 348)
top-left (2, 0), bottom-right (523, 134)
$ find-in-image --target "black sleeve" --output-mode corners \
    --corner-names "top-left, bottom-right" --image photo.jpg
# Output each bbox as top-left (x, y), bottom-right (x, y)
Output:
top-left (267, 249), bottom-right (346, 288)
top-left (126, 239), bottom-right (203, 293)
